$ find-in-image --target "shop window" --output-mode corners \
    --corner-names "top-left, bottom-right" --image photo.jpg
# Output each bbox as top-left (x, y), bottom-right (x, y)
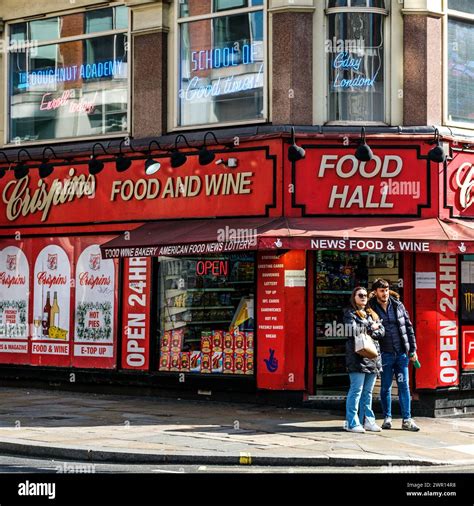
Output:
top-left (158, 254), bottom-right (255, 375)
top-left (326, 0), bottom-right (388, 123)
top-left (314, 251), bottom-right (402, 394)
top-left (8, 5), bottom-right (128, 143)
top-left (177, 0), bottom-right (265, 127)
top-left (447, 1), bottom-right (474, 126)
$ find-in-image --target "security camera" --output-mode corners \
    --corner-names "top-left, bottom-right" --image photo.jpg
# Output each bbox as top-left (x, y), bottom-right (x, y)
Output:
top-left (214, 158), bottom-right (238, 168)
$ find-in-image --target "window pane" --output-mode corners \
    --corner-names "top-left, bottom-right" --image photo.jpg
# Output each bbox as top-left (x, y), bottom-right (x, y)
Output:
top-left (328, 12), bottom-right (385, 122)
top-left (448, 18), bottom-right (474, 124)
top-left (178, 11), bottom-right (264, 126)
top-left (9, 35), bottom-right (128, 142)
top-left (115, 6), bottom-right (128, 29)
top-left (30, 18), bottom-right (59, 42)
top-left (85, 8), bottom-right (114, 34)
top-left (351, 0), bottom-right (368, 6)
top-left (328, 0), bottom-right (349, 7)
top-left (158, 254), bottom-right (255, 375)
top-left (449, 0), bottom-right (474, 14)
top-left (214, 0), bottom-right (247, 11)
top-left (10, 23), bottom-right (26, 42)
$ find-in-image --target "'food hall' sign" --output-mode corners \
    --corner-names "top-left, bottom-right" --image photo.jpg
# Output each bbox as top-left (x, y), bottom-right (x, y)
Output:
top-left (293, 146), bottom-right (429, 216)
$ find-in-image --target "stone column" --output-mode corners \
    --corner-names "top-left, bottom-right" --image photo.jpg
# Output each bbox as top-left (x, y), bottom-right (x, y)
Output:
top-left (269, 0), bottom-right (314, 125)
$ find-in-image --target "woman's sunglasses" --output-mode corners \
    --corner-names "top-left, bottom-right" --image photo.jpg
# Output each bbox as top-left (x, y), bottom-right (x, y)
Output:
top-left (357, 293), bottom-right (368, 298)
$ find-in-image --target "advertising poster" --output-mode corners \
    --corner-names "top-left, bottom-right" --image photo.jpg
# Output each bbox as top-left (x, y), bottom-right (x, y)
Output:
top-left (121, 257), bottom-right (152, 371)
top-left (0, 245), bottom-right (30, 363)
top-left (73, 243), bottom-right (117, 369)
top-left (31, 244), bottom-right (72, 367)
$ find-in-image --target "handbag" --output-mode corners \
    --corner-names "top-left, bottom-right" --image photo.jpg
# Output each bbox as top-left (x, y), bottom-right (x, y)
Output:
top-left (354, 332), bottom-right (378, 359)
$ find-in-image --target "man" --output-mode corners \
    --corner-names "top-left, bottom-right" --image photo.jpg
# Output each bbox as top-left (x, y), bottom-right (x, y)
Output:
top-left (368, 278), bottom-right (420, 432)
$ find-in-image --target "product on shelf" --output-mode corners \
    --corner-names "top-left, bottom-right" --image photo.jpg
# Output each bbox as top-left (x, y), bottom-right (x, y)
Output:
top-left (171, 329), bottom-right (183, 351)
top-left (201, 332), bottom-right (212, 353)
top-left (224, 332), bottom-right (234, 352)
top-left (159, 352), bottom-right (171, 371)
top-left (170, 352), bottom-right (181, 371)
top-left (244, 331), bottom-right (254, 353)
top-left (212, 330), bottom-right (223, 352)
top-left (223, 352), bottom-right (234, 374)
top-left (190, 351), bottom-right (202, 372)
top-left (161, 331), bottom-right (171, 351)
top-left (234, 353), bottom-right (245, 374)
top-left (212, 352), bottom-right (223, 373)
top-left (180, 352), bottom-right (190, 372)
top-left (201, 352), bottom-right (212, 373)
top-left (234, 331), bottom-right (245, 354)
top-left (244, 353), bottom-right (253, 375)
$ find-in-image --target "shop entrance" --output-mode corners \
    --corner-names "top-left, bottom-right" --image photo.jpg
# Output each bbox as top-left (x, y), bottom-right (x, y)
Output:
top-left (314, 251), bottom-right (403, 395)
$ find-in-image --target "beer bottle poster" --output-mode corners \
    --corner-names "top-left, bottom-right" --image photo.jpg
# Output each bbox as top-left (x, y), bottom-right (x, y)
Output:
top-left (0, 246), bottom-right (29, 361)
top-left (32, 244), bottom-right (71, 364)
top-left (461, 283), bottom-right (474, 322)
top-left (73, 244), bottom-right (116, 368)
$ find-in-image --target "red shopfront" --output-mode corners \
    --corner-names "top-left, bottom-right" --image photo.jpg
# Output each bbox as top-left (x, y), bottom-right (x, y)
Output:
top-left (2, 134), bottom-right (474, 412)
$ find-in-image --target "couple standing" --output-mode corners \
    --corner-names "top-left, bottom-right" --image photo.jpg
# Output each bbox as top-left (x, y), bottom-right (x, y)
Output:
top-left (344, 278), bottom-right (420, 433)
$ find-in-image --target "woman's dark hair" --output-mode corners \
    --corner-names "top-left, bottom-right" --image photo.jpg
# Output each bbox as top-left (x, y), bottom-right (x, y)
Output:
top-left (350, 286), bottom-right (367, 310)
top-left (372, 278), bottom-right (390, 291)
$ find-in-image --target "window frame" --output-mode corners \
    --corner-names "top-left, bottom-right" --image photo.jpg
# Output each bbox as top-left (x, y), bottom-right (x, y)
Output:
top-left (443, 0), bottom-right (474, 130)
top-left (324, 0), bottom-right (390, 125)
top-left (4, 5), bottom-right (131, 147)
top-left (173, 0), bottom-right (268, 131)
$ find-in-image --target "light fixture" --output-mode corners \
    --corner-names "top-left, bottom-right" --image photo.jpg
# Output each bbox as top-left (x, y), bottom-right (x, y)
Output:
top-left (199, 132), bottom-right (219, 166)
top-left (144, 140), bottom-right (163, 175)
top-left (88, 143), bottom-right (108, 175)
top-left (355, 127), bottom-right (373, 162)
top-left (288, 127), bottom-right (305, 162)
top-left (39, 147), bottom-right (57, 179)
top-left (428, 128), bottom-right (447, 163)
top-left (171, 134), bottom-right (193, 169)
top-left (115, 139), bottom-right (134, 173)
top-left (0, 152), bottom-right (11, 179)
top-left (14, 149), bottom-right (33, 180)
top-left (215, 158), bottom-right (238, 168)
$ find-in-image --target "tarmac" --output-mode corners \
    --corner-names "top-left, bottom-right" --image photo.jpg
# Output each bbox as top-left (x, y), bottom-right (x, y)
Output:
top-left (0, 387), bottom-right (473, 467)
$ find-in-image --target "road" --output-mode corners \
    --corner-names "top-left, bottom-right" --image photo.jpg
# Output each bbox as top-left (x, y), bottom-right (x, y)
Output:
top-left (0, 454), bottom-right (474, 473)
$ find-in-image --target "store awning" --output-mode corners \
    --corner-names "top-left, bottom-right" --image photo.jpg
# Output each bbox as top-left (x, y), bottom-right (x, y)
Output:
top-left (100, 216), bottom-right (474, 259)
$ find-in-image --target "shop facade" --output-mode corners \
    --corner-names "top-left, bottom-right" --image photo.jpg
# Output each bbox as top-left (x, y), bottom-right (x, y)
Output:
top-left (2, 132), bottom-right (474, 415)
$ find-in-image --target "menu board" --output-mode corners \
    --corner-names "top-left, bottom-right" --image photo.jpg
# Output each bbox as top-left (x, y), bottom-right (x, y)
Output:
top-left (32, 244), bottom-right (71, 366)
top-left (0, 246), bottom-right (29, 361)
top-left (257, 253), bottom-right (285, 381)
top-left (73, 244), bottom-right (116, 369)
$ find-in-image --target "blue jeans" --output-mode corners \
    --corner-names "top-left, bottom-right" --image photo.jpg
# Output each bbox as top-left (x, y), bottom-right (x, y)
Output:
top-left (380, 351), bottom-right (411, 420)
top-left (346, 372), bottom-right (377, 429)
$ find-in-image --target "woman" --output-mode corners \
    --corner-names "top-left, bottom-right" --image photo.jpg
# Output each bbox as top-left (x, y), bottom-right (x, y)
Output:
top-left (343, 286), bottom-right (384, 433)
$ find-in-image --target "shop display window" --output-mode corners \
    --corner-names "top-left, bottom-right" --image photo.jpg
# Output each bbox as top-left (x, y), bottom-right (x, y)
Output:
top-left (8, 6), bottom-right (128, 143)
top-left (158, 254), bottom-right (255, 375)
top-left (314, 250), bottom-right (401, 394)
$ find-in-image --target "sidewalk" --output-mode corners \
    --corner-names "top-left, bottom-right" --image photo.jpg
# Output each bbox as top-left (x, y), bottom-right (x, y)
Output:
top-left (0, 387), bottom-right (473, 467)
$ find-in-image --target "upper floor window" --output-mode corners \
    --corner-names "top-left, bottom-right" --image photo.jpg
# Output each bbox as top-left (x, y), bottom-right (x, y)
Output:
top-left (8, 6), bottom-right (128, 143)
top-left (326, 0), bottom-right (388, 123)
top-left (447, 0), bottom-right (474, 127)
top-left (177, 0), bottom-right (265, 128)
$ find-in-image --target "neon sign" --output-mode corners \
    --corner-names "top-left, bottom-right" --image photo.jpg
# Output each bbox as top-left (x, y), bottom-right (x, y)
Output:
top-left (191, 43), bottom-right (258, 71)
top-left (331, 51), bottom-right (379, 89)
top-left (17, 59), bottom-right (125, 90)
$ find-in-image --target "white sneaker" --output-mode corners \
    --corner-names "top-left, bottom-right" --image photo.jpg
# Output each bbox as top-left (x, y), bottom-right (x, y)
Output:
top-left (345, 425), bottom-right (366, 433)
top-left (364, 420), bottom-right (382, 432)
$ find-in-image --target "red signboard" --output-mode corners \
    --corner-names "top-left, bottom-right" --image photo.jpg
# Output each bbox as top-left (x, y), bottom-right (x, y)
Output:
top-left (0, 145), bottom-right (279, 228)
top-left (437, 253), bottom-right (459, 387)
top-left (121, 257), bottom-right (152, 370)
top-left (445, 152), bottom-right (474, 218)
top-left (462, 327), bottom-right (474, 371)
top-left (292, 146), bottom-right (430, 216)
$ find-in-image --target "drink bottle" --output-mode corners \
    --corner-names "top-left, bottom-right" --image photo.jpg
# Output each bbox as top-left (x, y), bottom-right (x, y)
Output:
top-left (410, 352), bottom-right (421, 369)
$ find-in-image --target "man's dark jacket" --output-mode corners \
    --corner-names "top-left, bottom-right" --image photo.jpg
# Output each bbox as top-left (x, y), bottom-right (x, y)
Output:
top-left (368, 291), bottom-right (417, 355)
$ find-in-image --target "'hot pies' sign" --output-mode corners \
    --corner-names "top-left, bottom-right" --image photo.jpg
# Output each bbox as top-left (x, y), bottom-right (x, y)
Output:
top-left (293, 146), bottom-right (429, 216)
